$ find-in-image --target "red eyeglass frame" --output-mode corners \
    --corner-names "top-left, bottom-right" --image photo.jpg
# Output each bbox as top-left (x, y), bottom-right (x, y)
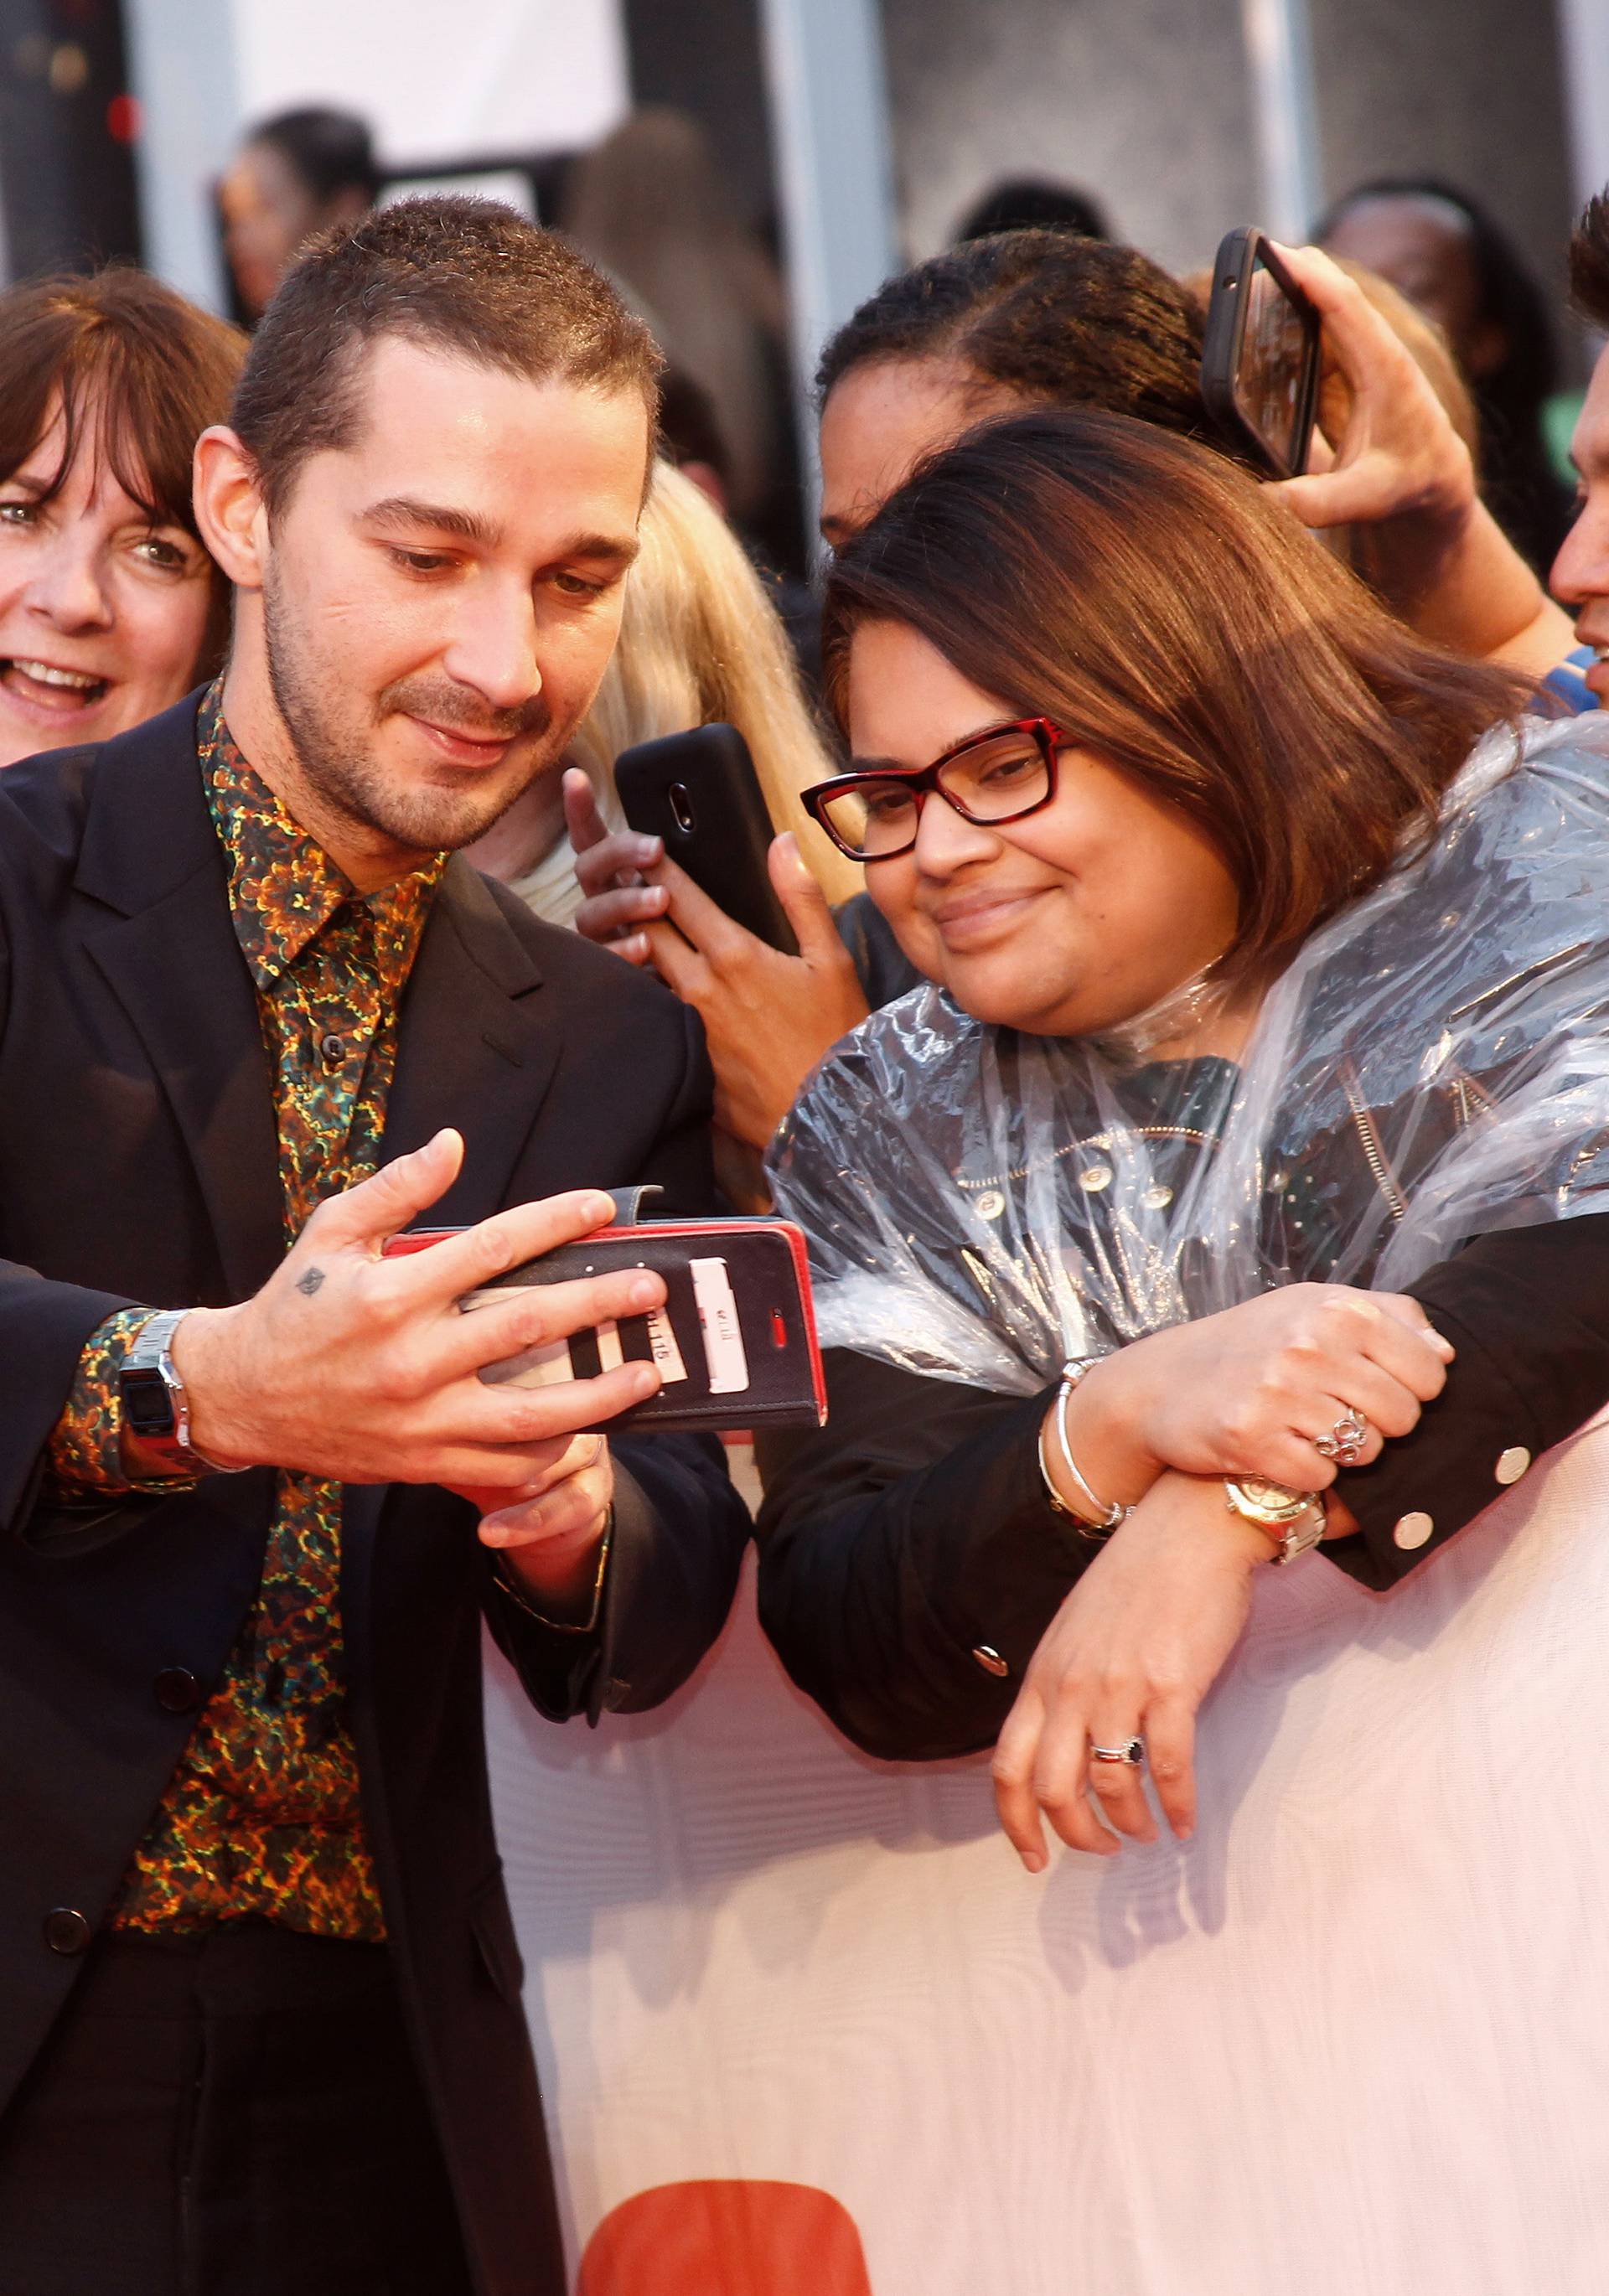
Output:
top-left (800, 716), bottom-right (1068, 861)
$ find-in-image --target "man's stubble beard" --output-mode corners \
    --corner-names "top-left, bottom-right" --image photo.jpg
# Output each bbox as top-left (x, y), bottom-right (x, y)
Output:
top-left (261, 558), bottom-right (563, 858)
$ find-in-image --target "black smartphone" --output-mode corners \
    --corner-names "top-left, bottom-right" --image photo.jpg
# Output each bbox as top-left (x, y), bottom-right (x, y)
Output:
top-left (614, 723), bottom-right (799, 955)
top-left (1200, 227), bottom-right (1321, 480)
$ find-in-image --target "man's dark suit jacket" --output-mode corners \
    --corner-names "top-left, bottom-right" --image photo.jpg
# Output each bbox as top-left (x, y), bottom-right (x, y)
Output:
top-left (0, 697), bottom-right (751, 2295)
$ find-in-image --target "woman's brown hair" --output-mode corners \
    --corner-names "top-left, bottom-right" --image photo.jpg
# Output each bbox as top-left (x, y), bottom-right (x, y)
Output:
top-left (823, 407), bottom-right (1528, 976)
top-left (0, 268), bottom-right (246, 674)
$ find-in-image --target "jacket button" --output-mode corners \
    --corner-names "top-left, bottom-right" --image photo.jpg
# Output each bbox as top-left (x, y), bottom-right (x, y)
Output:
top-left (1494, 1446), bottom-right (1532, 1486)
top-left (972, 1645), bottom-right (1011, 1678)
top-left (44, 1908), bottom-right (92, 1956)
top-left (1393, 1511), bottom-right (1435, 1551)
top-left (154, 1667), bottom-right (202, 1714)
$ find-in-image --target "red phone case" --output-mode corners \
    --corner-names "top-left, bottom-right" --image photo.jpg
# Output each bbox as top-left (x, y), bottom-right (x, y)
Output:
top-left (383, 1218), bottom-right (827, 1433)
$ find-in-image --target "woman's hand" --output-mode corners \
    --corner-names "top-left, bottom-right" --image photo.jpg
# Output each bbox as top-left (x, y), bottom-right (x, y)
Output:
top-left (1268, 241), bottom-right (1477, 540)
top-left (567, 770), bottom-right (872, 1146)
top-left (1265, 243), bottom-right (1574, 675)
top-left (567, 769), bottom-right (667, 964)
top-left (1053, 1283), bottom-right (1454, 1515)
top-left (992, 1472), bottom-right (1276, 1869)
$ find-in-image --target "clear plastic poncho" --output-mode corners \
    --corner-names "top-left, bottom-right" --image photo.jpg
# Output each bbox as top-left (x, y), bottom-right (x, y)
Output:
top-left (768, 714), bottom-right (1609, 1395)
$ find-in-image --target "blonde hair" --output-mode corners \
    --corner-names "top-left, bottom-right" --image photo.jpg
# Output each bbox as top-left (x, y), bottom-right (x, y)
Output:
top-left (572, 458), bottom-right (860, 901)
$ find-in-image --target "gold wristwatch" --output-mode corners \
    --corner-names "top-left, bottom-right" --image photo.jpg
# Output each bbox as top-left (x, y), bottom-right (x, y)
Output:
top-left (1222, 1476), bottom-right (1327, 1565)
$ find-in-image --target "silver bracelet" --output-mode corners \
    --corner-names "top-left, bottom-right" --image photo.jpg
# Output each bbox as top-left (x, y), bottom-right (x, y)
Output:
top-left (1043, 1357), bottom-right (1133, 1540)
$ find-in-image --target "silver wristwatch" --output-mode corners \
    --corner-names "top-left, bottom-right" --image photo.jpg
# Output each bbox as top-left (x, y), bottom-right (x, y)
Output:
top-left (1223, 1476), bottom-right (1327, 1564)
top-left (117, 1309), bottom-right (241, 1482)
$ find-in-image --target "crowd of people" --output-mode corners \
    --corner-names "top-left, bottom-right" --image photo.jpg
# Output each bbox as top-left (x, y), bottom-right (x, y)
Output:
top-left (1, 110), bottom-right (1608, 2296)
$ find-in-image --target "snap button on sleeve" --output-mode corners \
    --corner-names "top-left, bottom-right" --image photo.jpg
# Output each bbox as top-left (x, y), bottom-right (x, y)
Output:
top-left (1393, 1511), bottom-right (1435, 1551)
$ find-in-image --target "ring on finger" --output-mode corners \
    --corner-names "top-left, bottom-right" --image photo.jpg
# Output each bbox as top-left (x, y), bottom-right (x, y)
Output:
top-left (1089, 1737), bottom-right (1146, 1767)
top-left (1312, 1403), bottom-right (1369, 1466)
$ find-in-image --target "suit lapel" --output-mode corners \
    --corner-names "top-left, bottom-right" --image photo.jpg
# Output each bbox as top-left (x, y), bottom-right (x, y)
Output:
top-left (74, 698), bottom-right (284, 1302)
top-left (347, 865), bottom-right (559, 1608)
top-left (382, 856), bottom-right (559, 1223)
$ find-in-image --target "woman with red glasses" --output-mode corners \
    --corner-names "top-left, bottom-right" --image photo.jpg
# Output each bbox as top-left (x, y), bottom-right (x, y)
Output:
top-left (758, 404), bottom-right (1609, 1848)
top-left (744, 410), bottom-right (1609, 2280)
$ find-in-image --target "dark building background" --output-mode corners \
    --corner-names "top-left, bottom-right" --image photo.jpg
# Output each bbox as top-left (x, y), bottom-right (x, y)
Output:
top-left (0, 0), bottom-right (142, 276)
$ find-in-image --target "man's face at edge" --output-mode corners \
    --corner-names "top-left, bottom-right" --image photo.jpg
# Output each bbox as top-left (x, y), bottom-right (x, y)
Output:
top-left (242, 334), bottom-right (649, 873)
top-left (1553, 343), bottom-right (1609, 704)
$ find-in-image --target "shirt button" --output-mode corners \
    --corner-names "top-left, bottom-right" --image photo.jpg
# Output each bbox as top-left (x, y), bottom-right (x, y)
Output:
top-left (972, 1645), bottom-right (1010, 1678)
top-left (1494, 1446), bottom-right (1532, 1486)
top-left (1394, 1510), bottom-right (1435, 1551)
top-left (44, 1907), bottom-right (92, 1956)
top-left (319, 1032), bottom-right (346, 1066)
top-left (153, 1666), bottom-right (202, 1714)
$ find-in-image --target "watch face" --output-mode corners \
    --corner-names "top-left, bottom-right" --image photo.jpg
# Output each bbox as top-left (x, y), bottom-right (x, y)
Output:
top-left (1237, 1476), bottom-right (1303, 1514)
top-left (122, 1363), bottom-right (178, 1440)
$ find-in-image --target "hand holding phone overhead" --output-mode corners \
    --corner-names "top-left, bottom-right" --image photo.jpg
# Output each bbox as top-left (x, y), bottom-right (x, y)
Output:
top-left (1201, 226), bottom-right (1322, 480)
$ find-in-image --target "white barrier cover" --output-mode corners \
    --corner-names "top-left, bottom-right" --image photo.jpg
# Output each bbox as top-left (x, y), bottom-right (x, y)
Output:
top-left (487, 1416), bottom-right (1609, 2294)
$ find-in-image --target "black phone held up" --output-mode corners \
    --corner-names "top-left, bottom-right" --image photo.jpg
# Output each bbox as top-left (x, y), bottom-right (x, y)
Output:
top-left (1200, 227), bottom-right (1321, 480)
top-left (614, 722), bottom-right (799, 956)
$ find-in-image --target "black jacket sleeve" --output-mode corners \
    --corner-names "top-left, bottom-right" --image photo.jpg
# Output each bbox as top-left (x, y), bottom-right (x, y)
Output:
top-left (0, 922), bottom-right (142, 1533)
top-left (1328, 1211), bottom-right (1609, 1588)
top-left (754, 1349), bottom-right (1098, 1761)
top-left (483, 1431), bottom-right (751, 1724)
top-left (758, 1209), bottom-right (1609, 1751)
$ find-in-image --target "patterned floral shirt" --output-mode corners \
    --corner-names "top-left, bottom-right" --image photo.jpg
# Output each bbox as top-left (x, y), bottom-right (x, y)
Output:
top-left (48, 685), bottom-right (446, 1937)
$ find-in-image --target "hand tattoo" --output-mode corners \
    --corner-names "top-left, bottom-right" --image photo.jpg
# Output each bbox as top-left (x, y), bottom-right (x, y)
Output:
top-left (295, 1267), bottom-right (326, 1297)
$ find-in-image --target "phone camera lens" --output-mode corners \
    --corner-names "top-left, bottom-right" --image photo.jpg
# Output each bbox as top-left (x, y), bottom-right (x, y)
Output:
top-left (668, 782), bottom-right (696, 835)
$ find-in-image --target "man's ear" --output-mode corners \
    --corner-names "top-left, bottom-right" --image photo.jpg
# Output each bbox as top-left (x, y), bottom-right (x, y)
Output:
top-left (193, 427), bottom-right (270, 592)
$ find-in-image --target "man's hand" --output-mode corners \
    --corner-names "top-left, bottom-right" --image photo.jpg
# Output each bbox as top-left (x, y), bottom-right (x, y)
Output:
top-left (456, 1430), bottom-right (615, 1612)
top-left (567, 771), bottom-right (871, 1146)
top-left (1052, 1282), bottom-right (1454, 1513)
top-left (165, 1129), bottom-right (665, 1490)
top-left (992, 1473), bottom-right (1275, 1870)
top-left (1266, 243), bottom-right (1575, 673)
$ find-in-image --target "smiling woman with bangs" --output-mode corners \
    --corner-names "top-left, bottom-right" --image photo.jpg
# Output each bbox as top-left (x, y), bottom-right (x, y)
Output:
top-left (758, 405), bottom-right (1609, 1852)
top-left (0, 269), bottom-right (245, 768)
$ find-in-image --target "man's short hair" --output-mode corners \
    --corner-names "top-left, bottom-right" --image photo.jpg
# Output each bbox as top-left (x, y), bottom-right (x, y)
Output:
top-left (1570, 192), bottom-right (1609, 333)
top-left (230, 195), bottom-right (663, 514)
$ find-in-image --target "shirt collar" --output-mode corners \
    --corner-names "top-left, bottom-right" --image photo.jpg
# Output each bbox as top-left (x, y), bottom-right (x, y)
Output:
top-left (197, 679), bottom-right (447, 992)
